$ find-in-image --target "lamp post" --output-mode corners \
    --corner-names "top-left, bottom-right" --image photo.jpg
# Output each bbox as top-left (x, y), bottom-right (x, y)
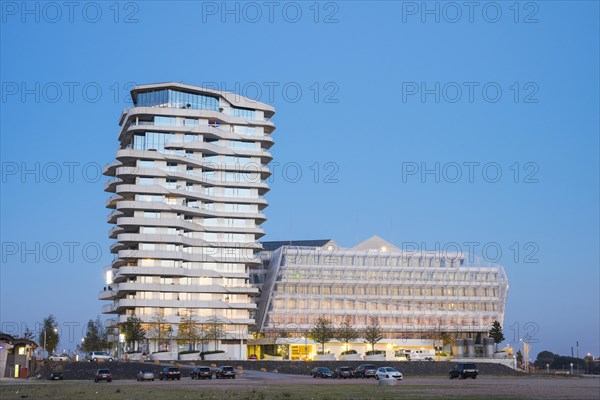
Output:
top-left (570, 363), bottom-right (573, 375)
top-left (519, 338), bottom-right (530, 373)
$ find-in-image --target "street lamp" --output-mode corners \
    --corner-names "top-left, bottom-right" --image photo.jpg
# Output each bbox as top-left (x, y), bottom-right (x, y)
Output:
top-left (519, 338), bottom-right (530, 373)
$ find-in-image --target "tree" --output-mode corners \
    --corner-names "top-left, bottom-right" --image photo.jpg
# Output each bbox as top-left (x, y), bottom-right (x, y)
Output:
top-left (120, 315), bottom-right (146, 352)
top-left (439, 331), bottom-right (453, 347)
top-left (78, 317), bottom-right (109, 352)
top-left (488, 320), bottom-right (505, 351)
top-left (176, 312), bottom-right (200, 351)
top-left (516, 350), bottom-right (524, 367)
top-left (22, 327), bottom-right (34, 340)
top-left (204, 315), bottom-right (224, 351)
top-left (534, 350), bottom-right (555, 368)
top-left (335, 315), bottom-right (358, 352)
top-left (363, 316), bottom-right (384, 352)
top-left (38, 315), bottom-right (59, 356)
top-left (148, 313), bottom-right (172, 352)
top-left (309, 315), bottom-right (335, 354)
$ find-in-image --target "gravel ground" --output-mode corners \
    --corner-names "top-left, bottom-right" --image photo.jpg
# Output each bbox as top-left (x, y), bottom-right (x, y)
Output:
top-left (2, 372), bottom-right (598, 399)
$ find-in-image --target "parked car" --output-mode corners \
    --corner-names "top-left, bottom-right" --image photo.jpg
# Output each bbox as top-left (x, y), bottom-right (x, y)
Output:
top-left (449, 363), bottom-right (479, 379)
top-left (334, 366), bottom-right (353, 379)
top-left (94, 368), bottom-right (112, 382)
top-left (191, 366), bottom-right (212, 379)
top-left (48, 354), bottom-right (70, 362)
top-left (87, 351), bottom-right (113, 362)
top-left (248, 354), bottom-right (258, 360)
top-left (159, 367), bottom-right (181, 380)
top-left (48, 371), bottom-right (64, 380)
top-left (215, 366), bottom-right (236, 379)
top-left (136, 370), bottom-right (155, 381)
top-left (355, 364), bottom-right (378, 378)
top-left (375, 367), bottom-right (403, 380)
top-left (311, 367), bottom-right (334, 378)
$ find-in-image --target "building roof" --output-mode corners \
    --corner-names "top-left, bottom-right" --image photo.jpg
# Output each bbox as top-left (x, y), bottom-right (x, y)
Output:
top-left (0, 333), bottom-right (15, 342)
top-left (130, 81), bottom-right (276, 115)
top-left (12, 338), bottom-right (37, 347)
top-left (350, 235), bottom-right (402, 252)
top-left (261, 240), bottom-right (332, 252)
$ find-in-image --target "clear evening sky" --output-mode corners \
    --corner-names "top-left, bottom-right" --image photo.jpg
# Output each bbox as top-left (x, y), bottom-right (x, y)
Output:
top-left (1, 1), bottom-right (598, 359)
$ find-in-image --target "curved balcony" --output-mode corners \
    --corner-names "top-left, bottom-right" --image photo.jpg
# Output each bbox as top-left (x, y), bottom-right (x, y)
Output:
top-left (103, 161), bottom-right (121, 177)
top-left (114, 233), bottom-right (263, 250)
top-left (112, 266), bottom-right (250, 281)
top-left (104, 178), bottom-right (122, 193)
top-left (118, 107), bottom-right (275, 141)
top-left (113, 217), bottom-right (265, 237)
top-left (110, 298), bottom-right (257, 311)
top-left (113, 184), bottom-right (269, 207)
top-left (116, 249), bottom-right (261, 265)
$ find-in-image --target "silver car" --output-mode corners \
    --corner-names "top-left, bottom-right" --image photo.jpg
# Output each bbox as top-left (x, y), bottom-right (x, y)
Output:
top-left (87, 351), bottom-right (113, 362)
top-left (137, 370), bottom-right (155, 381)
top-left (48, 354), bottom-right (69, 362)
top-left (375, 367), bottom-right (403, 380)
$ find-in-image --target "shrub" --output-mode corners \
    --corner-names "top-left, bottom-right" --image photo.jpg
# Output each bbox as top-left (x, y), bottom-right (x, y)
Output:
top-left (200, 350), bottom-right (225, 360)
top-left (264, 352), bottom-right (281, 357)
top-left (179, 350), bottom-right (200, 355)
top-left (341, 349), bottom-right (357, 355)
top-left (126, 350), bottom-right (142, 354)
top-left (365, 350), bottom-right (386, 356)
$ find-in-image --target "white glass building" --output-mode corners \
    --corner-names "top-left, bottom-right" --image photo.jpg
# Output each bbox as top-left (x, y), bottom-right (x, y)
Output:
top-left (100, 82), bottom-right (276, 358)
top-left (253, 236), bottom-right (508, 343)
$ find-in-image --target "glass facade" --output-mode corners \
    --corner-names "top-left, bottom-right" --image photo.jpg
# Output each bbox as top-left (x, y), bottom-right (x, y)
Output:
top-left (136, 89), bottom-right (219, 111)
top-left (255, 239), bottom-right (508, 338)
top-left (231, 107), bottom-right (256, 119)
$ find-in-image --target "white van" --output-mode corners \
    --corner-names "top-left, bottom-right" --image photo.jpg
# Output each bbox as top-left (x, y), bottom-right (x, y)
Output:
top-left (395, 349), bottom-right (435, 361)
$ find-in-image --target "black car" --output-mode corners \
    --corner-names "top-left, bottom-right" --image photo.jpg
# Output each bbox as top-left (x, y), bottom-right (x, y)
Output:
top-left (311, 367), bottom-right (334, 378)
top-left (449, 363), bottom-right (479, 379)
top-left (48, 371), bottom-right (64, 380)
top-left (355, 364), bottom-right (378, 378)
top-left (215, 366), bottom-right (235, 379)
top-left (94, 368), bottom-right (112, 382)
top-left (191, 366), bottom-right (213, 379)
top-left (159, 367), bottom-right (181, 380)
top-left (334, 366), bottom-right (353, 379)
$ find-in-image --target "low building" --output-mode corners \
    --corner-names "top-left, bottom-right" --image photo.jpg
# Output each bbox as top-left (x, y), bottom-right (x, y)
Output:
top-left (250, 236), bottom-right (508, 358)
top-left (0, 333), bottom-right (37, 378)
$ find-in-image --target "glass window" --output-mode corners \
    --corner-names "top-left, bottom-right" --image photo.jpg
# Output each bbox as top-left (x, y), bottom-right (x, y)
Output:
top-left (136, 89), bottom-right (218, 111)
top-left (231, 107), bottom-right (256, 120)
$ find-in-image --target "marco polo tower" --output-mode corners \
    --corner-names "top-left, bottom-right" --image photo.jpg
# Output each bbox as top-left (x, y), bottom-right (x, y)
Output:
top-left (100, 82), bottom-right (275, 358)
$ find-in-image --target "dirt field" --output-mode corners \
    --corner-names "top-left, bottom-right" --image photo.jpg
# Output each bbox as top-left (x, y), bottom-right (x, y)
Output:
top-left (1, 372), bottom-right (598, 400)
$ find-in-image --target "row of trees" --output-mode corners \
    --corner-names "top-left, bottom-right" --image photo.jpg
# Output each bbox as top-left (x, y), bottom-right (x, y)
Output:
top-left (119, 313), bottom-right (225, 352)
top-left (308, 316), bottom-right (506, 354)
top-left (31, 313), bottom-right (505, 357)
top-left (28, 313), bottom-right (226, 356)
top-left (309, 315), bottom-right (383, 354)
top-left (534, 350), bottom-right (598, 373)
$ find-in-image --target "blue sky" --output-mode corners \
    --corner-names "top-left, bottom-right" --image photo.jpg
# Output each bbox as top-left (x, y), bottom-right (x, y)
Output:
top-left (1, 1), bottom-right (598, 359)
